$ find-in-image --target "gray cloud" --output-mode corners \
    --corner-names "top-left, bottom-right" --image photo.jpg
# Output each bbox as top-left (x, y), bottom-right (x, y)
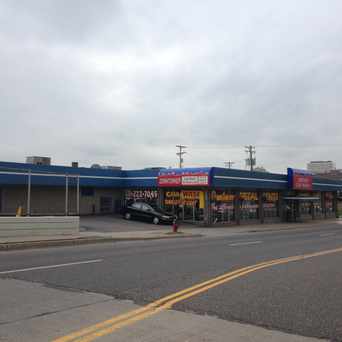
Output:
top-left (1, 0), bottom-right (342, 172)
top-left (0, 0), bottom-right (121, 44)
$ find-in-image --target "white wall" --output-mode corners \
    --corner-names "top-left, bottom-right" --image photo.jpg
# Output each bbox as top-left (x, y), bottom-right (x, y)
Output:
top-left (0, 216), bottom-right (79, 237)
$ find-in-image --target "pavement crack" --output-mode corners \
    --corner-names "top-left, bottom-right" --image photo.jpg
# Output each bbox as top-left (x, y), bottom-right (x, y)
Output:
top-left (0, 298), bottom-right (115, 326)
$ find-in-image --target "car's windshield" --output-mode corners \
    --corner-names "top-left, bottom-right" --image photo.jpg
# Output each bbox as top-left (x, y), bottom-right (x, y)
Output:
top-left (140, 203), bottom-right (153, 211)
top-left (131, 202), bottom-right (142, 210)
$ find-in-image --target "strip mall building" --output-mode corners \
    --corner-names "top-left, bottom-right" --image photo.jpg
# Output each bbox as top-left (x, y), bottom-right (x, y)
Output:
top-left (1, 161), bottom-right (341, 225)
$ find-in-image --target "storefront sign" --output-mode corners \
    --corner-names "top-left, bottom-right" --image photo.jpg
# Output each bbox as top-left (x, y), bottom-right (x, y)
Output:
top-left (125, 189), bottom-right (158, 201)
top-left (212, 203), bottom-right (234, 212)
top-left (181, 174), bottom-right (209, 186)
top-left (158, 168), bottom-right (210, 187)
top-left (164, 190), bottom-right (205, 208)
top-left (264, 192), bottom-right (279, 202)
top-left (288, 168), bottom-right (313, 191)
top-left (240, 192), bottom-right (258, 201)
top-left (212, 192), bottom-right (235, 202)
top-left (158, 175), bottom-right (181, 186)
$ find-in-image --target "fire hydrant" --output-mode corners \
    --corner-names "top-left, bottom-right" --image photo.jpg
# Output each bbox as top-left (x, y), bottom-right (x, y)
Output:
top-left (172, 218), bottom-right (178, 233)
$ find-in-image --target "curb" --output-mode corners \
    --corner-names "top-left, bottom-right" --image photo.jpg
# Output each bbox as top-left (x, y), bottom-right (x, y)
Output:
top-left (0, 233), bottom-right (202, 251)
top-left (246, 220), bottom-right (341, 234)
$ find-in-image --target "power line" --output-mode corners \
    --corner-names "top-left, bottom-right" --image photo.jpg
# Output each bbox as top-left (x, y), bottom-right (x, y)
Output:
top-left (186, 144), bottom-right (342, 150)
top-left (176, 145), bottom-right (187, 168)
top-left (245, 145), bottom-right (256, 171)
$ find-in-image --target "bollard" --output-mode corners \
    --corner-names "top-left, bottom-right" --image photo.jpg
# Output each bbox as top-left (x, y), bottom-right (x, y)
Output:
top-left (16, 205), bottom-right (23, 217)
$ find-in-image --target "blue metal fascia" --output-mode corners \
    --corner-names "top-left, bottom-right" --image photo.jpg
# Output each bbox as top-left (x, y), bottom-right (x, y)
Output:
top-left (211, 167), bottom-right (288, 190)
top-left (1, 162), bottom-right (342, 192)
top-left (312, 177), bottom-right (342, 192)
top-left (0, 161), bottom-right (124, 188)
top-left (158, 167), bottom-right (213, 175)
top-left (123, 169), bottom-right (159, 188)
top-left (0, 161), bottom-right (124, 177)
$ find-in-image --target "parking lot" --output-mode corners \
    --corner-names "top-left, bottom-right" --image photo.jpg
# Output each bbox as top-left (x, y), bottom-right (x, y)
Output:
top-left (80, 215), bottom-right (174, 233)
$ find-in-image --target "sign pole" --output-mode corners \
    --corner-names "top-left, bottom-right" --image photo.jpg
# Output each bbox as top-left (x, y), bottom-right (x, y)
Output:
top-left (76, 176), bottom-right (80, 216)
top-left (27, 170), bottom-right (31, 216)
top-left (65, 175), bottom-right (69, 216)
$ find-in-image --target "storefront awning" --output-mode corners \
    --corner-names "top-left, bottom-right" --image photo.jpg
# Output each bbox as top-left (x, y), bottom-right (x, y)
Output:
top-left (283, 197), bottom-right (320, 201)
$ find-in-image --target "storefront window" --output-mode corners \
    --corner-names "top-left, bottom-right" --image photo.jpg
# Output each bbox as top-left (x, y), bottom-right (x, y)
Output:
top-left (313, 193), bottom-right (323, 217)
top-left (325, 192), bottom-right (334, 216)
top-left (300, 201), bottom-right (312, 216)
top-left (164, 190), bottom-right (204, 222)
top-left (211, 191), bottom-right (235, 223)
top-left (263, 192), bottom-right (279, 218)
top-left (297, 192), bottom-right (319, 218)
top-left (240, 192), bottom-right (258, 220)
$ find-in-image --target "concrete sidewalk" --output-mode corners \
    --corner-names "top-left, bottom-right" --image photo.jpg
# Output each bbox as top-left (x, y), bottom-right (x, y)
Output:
top-left (0, 229), bottom-right (201, 251)
top-left (0, 219), bottom-right (341, 251)
top-left (0, 278), bottom-right (324, 342)
top-left (183, 218), bottom-right (342, 236)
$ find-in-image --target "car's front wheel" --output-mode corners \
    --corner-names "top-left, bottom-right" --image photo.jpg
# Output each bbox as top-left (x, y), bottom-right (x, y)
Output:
top-left (125, 212), bottom-right (131, 220)
top-left (152, 217), bottom-right (159, 225)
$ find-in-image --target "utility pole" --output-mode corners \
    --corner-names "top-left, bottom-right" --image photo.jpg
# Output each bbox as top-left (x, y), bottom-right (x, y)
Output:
top-left (245, 145), bottom-right (256, 171)
top-left (176, 145), bottom-right (187, 168)
top-left (224, 161), bottom-right (235, 169)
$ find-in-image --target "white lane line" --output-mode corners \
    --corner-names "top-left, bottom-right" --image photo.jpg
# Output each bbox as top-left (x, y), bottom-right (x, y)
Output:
top-left (320, 233), bottom-right (336, 237)
top-left (229, 241), bottom-right (262, 247)
top-left (0, 259), bottom-right (103, 275)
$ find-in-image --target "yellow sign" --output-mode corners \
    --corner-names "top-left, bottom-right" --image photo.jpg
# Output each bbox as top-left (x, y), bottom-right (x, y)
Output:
top-left (240, 192), bottom-right (258, 201)
top-left (212, 192), bottom-right (235, 202)
top-left (264, 192), bottom-right (279, 202)
top-left (165, 191), bottom-right (180, 198)
top-left (165, 191), bottom-right (205, 209)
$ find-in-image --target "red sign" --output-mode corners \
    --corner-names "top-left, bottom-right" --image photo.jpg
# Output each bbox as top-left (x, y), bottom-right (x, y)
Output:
top-left (158, 175), bottom-right (181, 186)
top-left (158, 172), bottom-right (209, 187)
top-left (293, 173), bottom-right (313, 190)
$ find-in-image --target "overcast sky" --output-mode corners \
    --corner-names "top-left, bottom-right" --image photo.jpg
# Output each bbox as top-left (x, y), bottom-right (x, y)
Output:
top-left (1, 1), bottom-right (342, 172)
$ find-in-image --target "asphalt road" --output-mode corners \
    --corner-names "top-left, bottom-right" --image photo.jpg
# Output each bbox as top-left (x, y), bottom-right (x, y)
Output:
top-left (1, 222), bottom-right (342, 341)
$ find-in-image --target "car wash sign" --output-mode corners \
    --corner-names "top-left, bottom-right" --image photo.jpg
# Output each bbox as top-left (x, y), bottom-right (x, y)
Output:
top-left (158, 168), bottom-right (210, 187)
top-left (287, 168), bottom-right (313, 191)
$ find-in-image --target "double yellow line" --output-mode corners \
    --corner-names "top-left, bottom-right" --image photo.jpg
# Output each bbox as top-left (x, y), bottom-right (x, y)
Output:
top-left (53, 246), bottom-right (342, 342)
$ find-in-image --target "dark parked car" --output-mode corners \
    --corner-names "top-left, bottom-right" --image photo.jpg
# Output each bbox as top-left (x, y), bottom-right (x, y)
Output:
top-left (122, 202), bottom-right (176, 225)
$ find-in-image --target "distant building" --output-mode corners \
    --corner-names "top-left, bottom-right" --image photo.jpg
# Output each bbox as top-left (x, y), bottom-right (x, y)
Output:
top-left (307, 161), bottom-right (335, 174)
top-left (254, 166), bottom-right (268, 173)
top-left (91, 164), bottom-right (122, 170)
top-left (26, 156), bottom-right (51, 166)
top-left (103, 165), bottom-right (122, 171)
top-left (144, 167), bottom-right (166, 171)
top-left (316, 169), bottom-right (342, 181)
